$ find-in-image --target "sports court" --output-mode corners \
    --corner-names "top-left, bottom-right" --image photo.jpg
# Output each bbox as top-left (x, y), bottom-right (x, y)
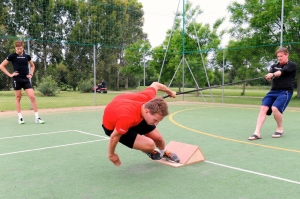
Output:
top-left (1, 103), bottom-right (300, 199)
top-left (1, 0), bottom-right (300, 198)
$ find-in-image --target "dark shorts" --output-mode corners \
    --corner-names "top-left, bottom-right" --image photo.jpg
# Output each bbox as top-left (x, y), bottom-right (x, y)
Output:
top-left (102, 119), bottom-right (156, 148)
top-left (262, 90), bottom-right (293, 113)
top-left (12, 77), bottom-right (32, 90)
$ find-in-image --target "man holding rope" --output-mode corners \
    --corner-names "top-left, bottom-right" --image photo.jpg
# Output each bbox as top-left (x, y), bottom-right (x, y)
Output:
top-left (102, 82), bottom-right (179, 166)
top-left (248, 47), bottom-right (297, 140)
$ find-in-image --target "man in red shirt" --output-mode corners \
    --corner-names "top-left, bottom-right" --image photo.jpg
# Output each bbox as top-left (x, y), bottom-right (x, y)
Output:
top-left (102, 82), bottom-right (178, 166)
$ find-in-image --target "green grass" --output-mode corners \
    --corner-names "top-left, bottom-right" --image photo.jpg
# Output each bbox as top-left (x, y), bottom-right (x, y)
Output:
top-left (0, 87), bottom-right (300, 111)
top-left (0, 91), bottom-right (116, 111)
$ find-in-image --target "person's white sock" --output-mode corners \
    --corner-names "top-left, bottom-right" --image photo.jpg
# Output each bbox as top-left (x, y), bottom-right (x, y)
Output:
top-left (160, 148), bottom-right (166, 157)
top-left (34, 112), bottom-right (39, 119)
top-left (18, 113), bottom-right (23, 119)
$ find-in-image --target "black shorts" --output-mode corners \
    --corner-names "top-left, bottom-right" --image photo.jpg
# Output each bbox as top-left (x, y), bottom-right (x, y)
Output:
top-left (12, 77), bottom-right (32, 90)
top-left (102, 119), bottom-right (156, 148)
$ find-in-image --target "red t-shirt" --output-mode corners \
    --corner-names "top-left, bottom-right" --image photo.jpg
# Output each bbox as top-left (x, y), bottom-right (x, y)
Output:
top-left (102, 87), bottom-right (156, 134)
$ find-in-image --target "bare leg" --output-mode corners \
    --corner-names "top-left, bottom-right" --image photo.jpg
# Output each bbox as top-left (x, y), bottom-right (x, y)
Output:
top-left (144, 128), bottom-right (179, 162)
top-left (132, 134), bottom-right (156, 152)
top-left (253, 105), bottom-right (269, 137)
top-left (272, 106), bottom-right (283, 133)
top-left (144, 128), bottom-right (165, 150)
top-left (132, 128), bottom-right (165, 152)
top-left (14, 90), bottom-right (22, 113)
top-left (24, 88), bottom-right (38, 112)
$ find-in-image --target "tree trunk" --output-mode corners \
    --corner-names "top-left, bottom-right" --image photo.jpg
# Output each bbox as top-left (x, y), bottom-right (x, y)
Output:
top-left (297, 74), bottom-right (300, 98)
top-left (241, 82), bottom-right (246, 96)
top-left (116, 68), bottom-right (120, 91)
top-left (195, 85), bottom-right (199, 96)
top-left (125, 77), bottom-right (128, 89)
top-left (138, 75), bottom-right (140, 92)
top-left (43, 43), bottom-right (47, 72)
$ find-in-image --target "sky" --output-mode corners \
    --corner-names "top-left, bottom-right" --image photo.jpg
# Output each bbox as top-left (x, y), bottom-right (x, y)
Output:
top-left (138, 0), bottom-right (244, 47)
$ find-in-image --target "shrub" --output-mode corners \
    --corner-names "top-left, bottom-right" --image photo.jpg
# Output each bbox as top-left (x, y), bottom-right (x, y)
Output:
top-left (59, 83), bottom-right (72, 91)
top-left (37, 75), bottom-right (59, 96)
top-left (78, 79), bottom-right (94, 93)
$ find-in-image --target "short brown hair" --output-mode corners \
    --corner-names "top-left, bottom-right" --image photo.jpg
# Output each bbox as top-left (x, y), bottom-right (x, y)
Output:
top-left (14, 40), bottom-right (24, 47)
top-left (144, 97), bottom-right (169, 117)
top-left (276, 47), bottom-right (289, 55)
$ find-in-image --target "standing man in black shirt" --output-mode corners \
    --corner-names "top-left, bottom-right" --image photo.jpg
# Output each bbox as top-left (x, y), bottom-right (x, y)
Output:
top-left (0, 40), bottom-right (45, 124)
top-left (248, 47), bottom-right (297, 140)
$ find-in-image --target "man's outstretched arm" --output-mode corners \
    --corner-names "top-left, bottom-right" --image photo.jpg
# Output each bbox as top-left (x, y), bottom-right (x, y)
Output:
top-left (149, 82), bottom-right (176, 98)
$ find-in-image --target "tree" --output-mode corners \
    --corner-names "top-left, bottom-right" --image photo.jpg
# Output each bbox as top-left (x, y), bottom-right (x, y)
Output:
top-left (68, 0), bottom-right (145, 90)
top-left (2, 0), bottom-right (78, 83)
top-left (227, 0), bottom-right (300, 97)
top-left (151, 0), bottom-right (222, 92)
top-left (123, 40), bottom-right (151, 89)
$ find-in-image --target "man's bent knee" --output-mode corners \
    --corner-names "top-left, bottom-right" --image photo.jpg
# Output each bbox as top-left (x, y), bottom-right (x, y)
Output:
top-left (152, 134), bottom-right (163, 143)
top-left (143, 140), bottom-right (156, 151)
top-left (133, 137), bottom-right (156, 152)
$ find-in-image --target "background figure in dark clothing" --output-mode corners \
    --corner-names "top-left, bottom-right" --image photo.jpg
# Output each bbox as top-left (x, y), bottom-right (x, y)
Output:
top-left (100, 79), bottom-right (106, 88)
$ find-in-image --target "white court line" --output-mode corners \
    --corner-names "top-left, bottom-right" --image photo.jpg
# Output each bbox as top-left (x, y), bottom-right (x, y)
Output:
top-left (0, 130), bottom-right (74, 140)
top-left (206, 160), bottom-right (300, 185)
top-left (0, 139), bottom-right (107, 156)
top-left (73, 130), bottom-right (109, 139)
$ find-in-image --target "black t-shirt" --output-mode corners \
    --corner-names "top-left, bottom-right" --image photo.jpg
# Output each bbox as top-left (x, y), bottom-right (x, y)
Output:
top-left (269, 61), bottom-right (297, 92)
top-left (6, 53), bottom-right (32, 78)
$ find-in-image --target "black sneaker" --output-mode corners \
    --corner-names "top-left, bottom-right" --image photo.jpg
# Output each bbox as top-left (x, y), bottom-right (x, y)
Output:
top-left (163, 150), bottom-right (180, 163)
top-left (146, 150), bottom-right (161, 160)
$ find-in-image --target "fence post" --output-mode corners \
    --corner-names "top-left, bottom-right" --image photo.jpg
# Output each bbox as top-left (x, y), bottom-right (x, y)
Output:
top-left (93, 44), bottom-right (97, 105)
top-left (27, 39), bottom-right (32, 109)
top-left (222, 49), bottom-right (225, 103)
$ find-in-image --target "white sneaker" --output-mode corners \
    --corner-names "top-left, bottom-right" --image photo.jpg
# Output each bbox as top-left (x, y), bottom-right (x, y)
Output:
top-left (35, 118), bottom-right (45, 124)
top-left (18, 118), bottom-right (25, 124)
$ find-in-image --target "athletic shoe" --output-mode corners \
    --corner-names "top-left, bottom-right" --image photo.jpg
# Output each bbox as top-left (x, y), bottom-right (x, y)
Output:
top-left (163, 150), bottom-right (180, 163)
top-left (146, 150), bottom-right (161, 160)
top-left (35, 118), bottom-right (45, 124)
top-left (18, 118), bottom-right (25, 124)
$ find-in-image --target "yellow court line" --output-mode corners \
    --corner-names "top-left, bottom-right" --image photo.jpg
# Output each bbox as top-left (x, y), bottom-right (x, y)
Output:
top-left (169, 107), bottom-right (300, 153)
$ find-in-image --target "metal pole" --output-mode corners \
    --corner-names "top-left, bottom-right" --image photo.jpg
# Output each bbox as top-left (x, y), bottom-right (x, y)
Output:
top-left (27, 39), bottom-right (32, 109)
top-left (182, 55), bottom-right (184, 101)
top-left (143, 50), bottom-right (146, 87)
top-left (182, 0), bottom-right (185, 101)
top-left (222, 50), bottom-right (225, 103)
top-left (280, 0), bottom-right (284, 47)
top-left (158, 0), bottom-right (181, 83)
top-left (192, 20), bottom-right (212, 102)
top-left (93, 45), bottom-right (97, 105)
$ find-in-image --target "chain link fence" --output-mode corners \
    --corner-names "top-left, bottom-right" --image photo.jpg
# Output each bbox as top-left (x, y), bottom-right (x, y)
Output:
top-left (0, 1), bottom-right (299, 111)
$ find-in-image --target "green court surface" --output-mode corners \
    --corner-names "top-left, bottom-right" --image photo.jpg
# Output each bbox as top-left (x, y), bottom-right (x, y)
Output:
top-left (1, 103), bottom-right (300, 199)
